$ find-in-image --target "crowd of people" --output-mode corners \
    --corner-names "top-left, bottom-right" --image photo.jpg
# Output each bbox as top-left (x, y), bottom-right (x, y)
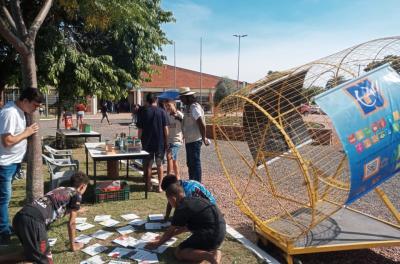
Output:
top-left (0, 86), bottom-right (225, 264)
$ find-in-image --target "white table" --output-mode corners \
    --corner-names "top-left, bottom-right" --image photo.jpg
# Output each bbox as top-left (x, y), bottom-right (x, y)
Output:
top-left (57, 129), bottom-right (101, 148)
top-left (84, 142), bottom-right (150, 199)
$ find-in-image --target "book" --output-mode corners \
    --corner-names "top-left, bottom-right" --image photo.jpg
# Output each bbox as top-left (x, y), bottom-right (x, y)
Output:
top-left (107, 247), bottom-right (133, 258)
top-left (99, 219), bottom-right (120, 227)
top-left (116, 225), bottom-right (135, 235)
top-left (76, 223), bottom-right (95, 231)
top-left (130, 249), bottom-right (158, 263)
top-left (48, 238), bottom-right (57, 247)
top-left (80, 255), bottom-right (105, 264)
top-left (94, 215), bottom-right (111, 222)
top-left (148, 214), bottom-right (164, 221)
top-left (113, 236), bottom-right (138, 248)
top-left (82, 243), bottom-right (107, 256)
top-left (76, 217), bottom-right (87, 224)
top-left (91, 229), bottom-right (114, 240)
top-left (75, 234), bottom-right (93, 244)
top-left (151, 237), bottom-right (177, 254)
top-left (120, 213), bottom-right (140, 221)
top-left (128, 219), bottom-right (146, 226)
top-left (145, 221), bottom-right (171, 230)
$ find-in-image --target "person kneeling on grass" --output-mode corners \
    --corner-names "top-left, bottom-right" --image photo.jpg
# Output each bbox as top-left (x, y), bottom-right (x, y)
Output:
top-left (145, 183), bottom-right (226, 264)
top-left (161, 174), bottom-right (216, 221)
top-left (3, 171), bottom-right (89, 264)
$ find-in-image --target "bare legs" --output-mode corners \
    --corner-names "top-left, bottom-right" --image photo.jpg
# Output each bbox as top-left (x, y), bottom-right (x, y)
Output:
top-left (166, 151), bottom-right (180, 180)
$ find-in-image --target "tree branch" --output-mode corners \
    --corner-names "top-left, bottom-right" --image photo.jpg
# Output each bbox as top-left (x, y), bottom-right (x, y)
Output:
top-left (29, 0), bottom-right (53, 41)
top-left (0, 15), bottom-right (29, 56)
top-left (10, 0), bottom-right (27, 38)
top-left (1, 0), bottom-right (17, 33)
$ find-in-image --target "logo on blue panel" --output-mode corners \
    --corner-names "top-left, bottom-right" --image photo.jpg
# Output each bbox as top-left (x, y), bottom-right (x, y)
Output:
top-left (345, 79), bottom-right (385, 116)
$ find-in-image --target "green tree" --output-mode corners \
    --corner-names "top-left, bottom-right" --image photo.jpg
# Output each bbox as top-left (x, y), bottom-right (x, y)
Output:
top-left (325, 75), bottom-right (347, 90)
top-left (364, 55), bottom-right (400, 73)
top-left (213, 78), bottom-right (236, 105)
top-left (0, 0), bottom-right (174, 200)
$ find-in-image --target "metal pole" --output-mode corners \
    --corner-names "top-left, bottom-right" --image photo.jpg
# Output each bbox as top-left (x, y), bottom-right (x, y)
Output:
top-left (233, 34), bottom-right (247, 89)
top-left (45, 92), bottom-right (49, 117)
top-left (174, 41), bottom-right (177, 89)
top-left (200, 37), bottom-right (203, 106)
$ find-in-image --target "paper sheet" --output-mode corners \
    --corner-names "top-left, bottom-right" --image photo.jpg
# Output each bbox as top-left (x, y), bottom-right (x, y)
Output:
top-left (107, 247), bottom-right (133, 258)
top-left (130, 249), bottom-right (158, 263)
top-left (76, 217), bottom-right (87, 224)
top-left (80, 255), bottom-right (105, 264)
top-left (145, 222), bottom-right (171, 230)
top-left (148, 214), bottom-right (164, 221)
top-left (94, 215), bottom-right (111, 222)
top-left (120, 213), bottom-right (140, 221)
top-left (116, 225), bottom-right (135, 235)
top-left (108, 261), bottom-right (131, 264)
top-left (75, 234), bottom-right (93, 244)
top-left (151, 237), bottom-right (177, 254)
top-left (113, 236), bottom-right (138, 248)
top-left (99, 219), bottom-right (120, 227)
top-left (128, 219), bottom-right (146, 226)
top-left (48, 238), bottom-right (57, 247)
top-left (91, 230), bottom-right (114, 240)
top-left (82, 243), bottom-right (108, 256)
top-left (76, 223), bottom-right (95, 231)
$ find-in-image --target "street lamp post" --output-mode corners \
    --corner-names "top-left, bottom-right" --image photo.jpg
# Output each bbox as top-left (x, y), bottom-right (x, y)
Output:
top-left (233, 34), bottom-right (247, 89)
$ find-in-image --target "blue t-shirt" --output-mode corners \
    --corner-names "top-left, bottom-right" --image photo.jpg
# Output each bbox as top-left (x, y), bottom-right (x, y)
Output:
top-left (137, 105), bottom-right (169, 153)
top-left (180, 180), bottom-right (216, 204)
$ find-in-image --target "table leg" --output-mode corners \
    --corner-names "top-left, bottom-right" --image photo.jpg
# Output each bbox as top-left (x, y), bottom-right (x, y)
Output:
top-left (85, 147), bottom-right (88, 176)
top-left (93, 160), bottom-right (97, 203)
top-left (126, 159), bottom-right (129, 178)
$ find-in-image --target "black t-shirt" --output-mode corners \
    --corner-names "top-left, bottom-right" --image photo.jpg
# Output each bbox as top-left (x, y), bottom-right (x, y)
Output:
top-left (30, 187), bottom-right (81, 226)
top-left (136, 105), bottom-right (169, 152)
top-left (172, 197), bottom-right (225, 235)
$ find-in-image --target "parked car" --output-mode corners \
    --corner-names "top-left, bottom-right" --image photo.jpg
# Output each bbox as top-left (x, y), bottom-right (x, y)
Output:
top-left (299, 103), bottom-right (325, 115)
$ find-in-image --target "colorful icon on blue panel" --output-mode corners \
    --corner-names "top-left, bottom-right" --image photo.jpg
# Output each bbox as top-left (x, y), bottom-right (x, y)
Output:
top-left (363, 127), bottom-right (373, 137)
top-left (372, 122), bottom-right (379, 133)
top-left (355, 130), bottom-right (364, 141)
top-left (356, 142), bottom-right (364, 153)
top-left (371, 135), bottom-right (379, 144)
top-left (345, 79), bottom-right (385, 116)
top-left (393, 110), bottom-right (400, 121)
top-left (378, 131), bottom-right (386, 139)
top-left (363, 138), bottom-right (372, 149)
top-left (379, 118), bottom-right (386, 128)
top-left (348, 134), bottom-right (356, 144)
top-left (393, 122), bottom-right (400, 132)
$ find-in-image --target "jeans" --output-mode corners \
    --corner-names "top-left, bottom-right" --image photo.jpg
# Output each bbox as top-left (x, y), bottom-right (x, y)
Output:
top-left (185, 140), bottom-right (202, 182)
top-left (0, 163), bottom-right (20, 237)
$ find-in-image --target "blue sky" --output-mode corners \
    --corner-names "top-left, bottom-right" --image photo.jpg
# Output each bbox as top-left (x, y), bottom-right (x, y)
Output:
top-left (160, 0), bottom-right (400, 83)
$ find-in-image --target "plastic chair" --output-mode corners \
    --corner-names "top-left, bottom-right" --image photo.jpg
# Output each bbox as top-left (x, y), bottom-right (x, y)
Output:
top-left (42, 154), bottom-right (78, 190)
top-left (44, 145), bottom-right (79, 170)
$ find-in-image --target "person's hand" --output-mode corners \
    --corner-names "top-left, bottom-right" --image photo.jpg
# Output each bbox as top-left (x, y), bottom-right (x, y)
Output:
top-left (25, 123), bottom-right (39, 136)
top-left (203, 137), bottom-right (210, 146)
top-left (71, 242), bottom-right (84, 251)
top-left (145, 238), bottom-right (161, 250)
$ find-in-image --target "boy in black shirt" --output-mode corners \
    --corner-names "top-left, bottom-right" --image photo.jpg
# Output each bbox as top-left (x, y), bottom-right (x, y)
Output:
top-left (2, 171), bottom-right (89, 264)
top-left (145, 183), bottom-right (225, 264)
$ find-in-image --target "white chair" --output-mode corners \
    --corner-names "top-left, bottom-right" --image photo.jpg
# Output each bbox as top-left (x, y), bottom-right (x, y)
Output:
top-left (44, 145), bottom-right (79, 169)
top-left (42, 154), bottom-right (78, 190)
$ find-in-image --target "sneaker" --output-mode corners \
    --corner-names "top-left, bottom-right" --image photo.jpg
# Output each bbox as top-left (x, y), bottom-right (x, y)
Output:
top-left (13, 169), bottom-right (25, 181)
top-left (0, 234), bottom-right (11, 246)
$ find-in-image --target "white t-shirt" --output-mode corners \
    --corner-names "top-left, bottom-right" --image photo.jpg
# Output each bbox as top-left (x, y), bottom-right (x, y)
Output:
top-left (0, 102), bottom-right (27, 165)
top-left (182, 103), bottom-right (205, 143)
top-left (167, 111), bottom-right (183, 145)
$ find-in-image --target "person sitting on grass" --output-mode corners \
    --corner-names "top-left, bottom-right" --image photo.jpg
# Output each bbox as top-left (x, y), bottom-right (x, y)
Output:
top-left (0, 171), bottom-right (89, 264)
top-left (161, 174), bottom-right (216, 221)
top-left (145, 183), bottom-right (225, 264)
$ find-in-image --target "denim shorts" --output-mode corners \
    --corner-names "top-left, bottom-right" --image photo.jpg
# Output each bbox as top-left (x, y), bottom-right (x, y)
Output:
top-left (168, 143), bottom-right (181, 161)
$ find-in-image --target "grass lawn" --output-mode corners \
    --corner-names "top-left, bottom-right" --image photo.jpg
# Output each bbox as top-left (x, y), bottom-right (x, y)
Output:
top-left (1, 146), bottom-right (263, 264)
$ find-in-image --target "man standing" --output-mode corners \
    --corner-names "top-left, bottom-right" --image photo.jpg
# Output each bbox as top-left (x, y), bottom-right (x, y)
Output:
top-left (137, 93), bottom-right (169, 192)
top-left (179, 87), bottom-right (209, 182)
top-left (0, 87), bottom-right (43, 245)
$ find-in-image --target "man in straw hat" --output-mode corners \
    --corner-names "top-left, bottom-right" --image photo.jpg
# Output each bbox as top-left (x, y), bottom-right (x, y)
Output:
top-left (179, 87), bottom-right (209, 183)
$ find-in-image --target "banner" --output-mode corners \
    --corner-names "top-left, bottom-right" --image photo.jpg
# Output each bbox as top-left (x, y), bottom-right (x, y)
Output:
top-left (315, 64), bottom-right (400, 204)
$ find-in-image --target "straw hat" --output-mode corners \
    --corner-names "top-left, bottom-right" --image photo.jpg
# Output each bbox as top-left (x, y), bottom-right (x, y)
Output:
top-left (179, 87), bottom-right (196, 96)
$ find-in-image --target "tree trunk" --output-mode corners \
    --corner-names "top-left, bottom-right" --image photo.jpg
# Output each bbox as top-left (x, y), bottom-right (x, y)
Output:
top-left (22, 51), bottom-right (43, 202)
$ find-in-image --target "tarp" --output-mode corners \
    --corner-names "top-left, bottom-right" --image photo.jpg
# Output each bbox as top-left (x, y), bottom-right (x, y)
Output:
top-left (157, 90), bottom-right (179, 100)
top-left (315, 64), bottom-right (400, 204)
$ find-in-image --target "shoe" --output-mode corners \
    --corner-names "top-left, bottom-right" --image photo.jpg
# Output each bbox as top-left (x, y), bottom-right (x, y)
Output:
top-left (0, 234), bottom-right (11, 246)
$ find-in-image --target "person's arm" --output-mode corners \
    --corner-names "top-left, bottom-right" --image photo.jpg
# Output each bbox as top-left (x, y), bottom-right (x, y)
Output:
top-left (145, 225), bottom-right (184, 250)
top-left (196, 118), bottom-right (209, 146)
top-left (165, 202), bottom-right (172, 221)
top-left (68, 210), bottom-right (84, 251)
top-left (163, 126), bottom-right (169, 150)
top-left (1, 123), bottom-right (39, 148)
